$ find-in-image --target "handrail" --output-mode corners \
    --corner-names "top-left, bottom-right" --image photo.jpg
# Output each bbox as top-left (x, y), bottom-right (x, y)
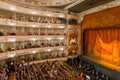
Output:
top-left (23, 55), bottom-right (78, 65)
top-left (0, 18), bottom-right (66, 28)
top-left (0, 46), bottom-right (66, 60)
top-left (0, 35), bottom-right (66, 42)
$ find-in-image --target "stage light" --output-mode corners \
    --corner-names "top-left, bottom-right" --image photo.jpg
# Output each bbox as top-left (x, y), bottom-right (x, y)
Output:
top-left (47, 49), bottom-right (51, 52)
top-left (31, 38), bottom-right (36, 41)
top-left (60, 48), bottom-right (64, 51)
top-left (32, 25), bottom-right (36, 27)
top-left (47, 38), bottom-right (51, 41)
top-left (32, 11), bottom-right (37, 14)
top-left (9, 22), bottom-right (16, 26)
top-left (7, 38), bottom-right (16, 42)
top-left (59, 14), bottom-right (65, 18)
top-left (47, 25), bottom-right (52, 28)
top-left (8, 53), bottom-right (16, 58)
top-left (47, 14), bottom-right (51, 16)
top-left (59, 26), bottom-right (64, 28)
top-left (32, 51), bottom-right (36, 54)
top-left (59, 37), bottom-right (64, 40)
top-left (10, 7), bottom-right (16, 11)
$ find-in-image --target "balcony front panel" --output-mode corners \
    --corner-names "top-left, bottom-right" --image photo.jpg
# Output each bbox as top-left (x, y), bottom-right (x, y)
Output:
top-left (0, 18), bottom-right (66, 28)
top-left (0, 46), bottom-right (66, 60)
top-left (0, 35), bottom-right (66, 42)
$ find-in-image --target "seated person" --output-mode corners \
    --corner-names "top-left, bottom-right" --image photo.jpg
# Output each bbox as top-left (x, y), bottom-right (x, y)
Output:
top-left (10, 46), bottom-right (16, 51)
top-left (29, 17), bottom-right (34, 22)
top-left (40, 32), bottom-right (45, 35)
top-left (0, 32), bottom-right (4, 36)
top-left (0, 15), bottom-right (4, 18)
top-left (48, 32), bottom-right (52, 35)
top-left (0, 48), bottom-right (3, 53)
top-left (7, 32), bottom-right (16, 36)
top-left (27, 32), bottom-right (32, 35)
top-left (20, 16), bottom-right (26, 21)
top-left (33, 32), bottom-right (38, 35)
top-left (7, 47), bottom-right (11, 51)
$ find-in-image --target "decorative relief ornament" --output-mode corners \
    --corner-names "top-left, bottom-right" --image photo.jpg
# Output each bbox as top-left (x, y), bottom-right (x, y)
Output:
top-left (70, 38), bottom-right (76, 45)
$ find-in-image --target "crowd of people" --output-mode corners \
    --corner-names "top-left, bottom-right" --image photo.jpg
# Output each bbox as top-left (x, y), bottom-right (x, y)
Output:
top-left (0, 60), bottom-right (80, 80)
top-left (0, 10), bottom-right (78, 26)
top-left (14, 50), bottom-right (68, 62)
top-left (0, 39), bottom-right (65, 53)
top-left (0, 55), bottom-right (111, 80)
top-left (66, 56), bottom-right (110, 80)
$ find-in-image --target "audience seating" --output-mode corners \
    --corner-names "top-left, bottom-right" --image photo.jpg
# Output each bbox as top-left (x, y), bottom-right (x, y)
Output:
top-left (66, 57), bottom-right (110, 80)
top-left (0, 61), bottom-right (80, 80)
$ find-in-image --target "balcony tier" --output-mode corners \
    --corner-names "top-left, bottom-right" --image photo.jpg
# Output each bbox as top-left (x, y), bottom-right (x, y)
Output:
top-left (0, 35), bottom-right (66, 42)
top-left (0, 18), bottom-right (66, 28)
top-left (0, 1), bottom-right (66, 18)
top-left (0, 46), bottom-right (66, 60)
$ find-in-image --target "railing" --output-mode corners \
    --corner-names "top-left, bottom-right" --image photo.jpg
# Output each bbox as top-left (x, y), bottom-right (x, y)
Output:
top-left (0, 46), bottom-right (66, 60)
top-left (68, 14), bottom-right (78, 20)
top-left (0, 35), bottom-right (66, 42)
top-left (23, 55), bottom-right (78, 65)
top-left (0, 18), bottom-right (66, 28)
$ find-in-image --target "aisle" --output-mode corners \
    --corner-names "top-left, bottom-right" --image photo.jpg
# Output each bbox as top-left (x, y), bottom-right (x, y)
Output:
top-left (9, 73), bottom-right (15, 80)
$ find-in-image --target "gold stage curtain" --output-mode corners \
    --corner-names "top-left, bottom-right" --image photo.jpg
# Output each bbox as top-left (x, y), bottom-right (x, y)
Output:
top-left (83, 27), bottom-right (120, 64)
top-left (81, 6), bottom-right (120, 32)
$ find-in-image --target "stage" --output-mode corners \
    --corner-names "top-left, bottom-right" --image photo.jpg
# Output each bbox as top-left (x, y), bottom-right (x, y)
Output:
top-left (83, 56), bottom-right (120, 72)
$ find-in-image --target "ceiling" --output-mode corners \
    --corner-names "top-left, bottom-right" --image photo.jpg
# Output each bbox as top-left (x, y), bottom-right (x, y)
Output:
top-left (68, 0), bottom-right (113, 13)
top-left (3, 0), bottom-right (114, 13)
top-left (43, 0), bottom-right (114, 13)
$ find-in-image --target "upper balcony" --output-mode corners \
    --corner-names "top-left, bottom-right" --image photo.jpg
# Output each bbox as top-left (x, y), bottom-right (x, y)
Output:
top-left (0, 0), bottom-right (66, 18)
top-left (0, 7), bottom-right (67, 27)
